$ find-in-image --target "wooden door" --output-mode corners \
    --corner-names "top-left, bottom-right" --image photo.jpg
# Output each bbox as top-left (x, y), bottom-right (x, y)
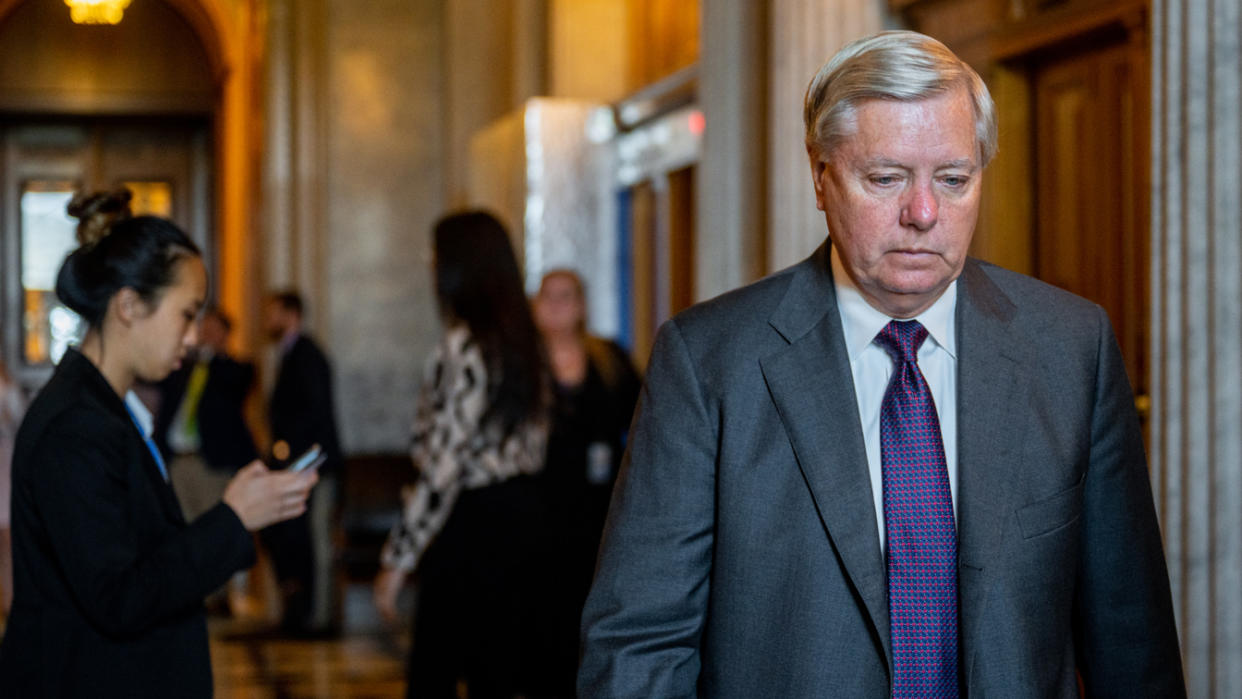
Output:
top-left (0, 117), bottom-right (213, 389)
top-left (621, 165), bottom-right (697, 371)
top-left (1033, 37), bottom-right (1149, 403)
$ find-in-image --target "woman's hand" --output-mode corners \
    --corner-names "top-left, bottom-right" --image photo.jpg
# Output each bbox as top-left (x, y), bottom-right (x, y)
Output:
top-left (373, 567), bottom-right (408, 625)
top-left (222, 459), bottom-right (318, 531)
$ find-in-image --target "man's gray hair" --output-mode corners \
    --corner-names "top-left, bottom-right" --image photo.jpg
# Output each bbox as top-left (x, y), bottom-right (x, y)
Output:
top-left (804, 30), bottom-right (998, 165)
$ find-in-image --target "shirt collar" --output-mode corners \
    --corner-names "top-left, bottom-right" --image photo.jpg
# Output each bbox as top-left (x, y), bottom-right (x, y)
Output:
top-left (829, 242), bottom-right (958, 362)
top-left (124, 390), bottom-right (153, 438)
top-left (279, 328), bottom-right (300, 355)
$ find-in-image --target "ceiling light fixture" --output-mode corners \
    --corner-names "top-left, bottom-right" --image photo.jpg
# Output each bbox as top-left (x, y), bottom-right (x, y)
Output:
top-left (66, 0), bottom-right (132, 25)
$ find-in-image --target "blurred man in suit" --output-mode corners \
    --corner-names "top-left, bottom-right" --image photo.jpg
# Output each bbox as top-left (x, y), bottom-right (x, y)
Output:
top-left (155, 308), bottom-right (259, 614)
top-left (263, 290), bottom-right (343, 636)
top-left (156, 308), bottom-right (259, 520)
top-left (579, 31), bottom-right (1183, 697)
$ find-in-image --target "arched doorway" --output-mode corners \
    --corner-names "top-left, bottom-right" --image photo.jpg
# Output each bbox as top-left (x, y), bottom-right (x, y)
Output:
top-left (0, 0), bottom-right (260, 389)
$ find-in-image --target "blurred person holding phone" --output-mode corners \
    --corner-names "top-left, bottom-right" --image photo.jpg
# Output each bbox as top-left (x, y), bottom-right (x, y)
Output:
top-left (154, 306), bottom-right (261, 616)
top-left (0, 192), bottom-right (317, 698)
top-left (261, 289), bottom-right (343, 636)
top-left (155, 308), bottom-right (261, 524)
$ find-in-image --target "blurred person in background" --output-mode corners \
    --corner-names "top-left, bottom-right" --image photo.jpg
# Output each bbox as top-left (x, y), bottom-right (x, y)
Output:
top-left (0, 360), bottom-right (26, 620)
top-left (262, 289), bottom-right (344, 636)
top-left (154, 307), bottom-right (260, 615)
top-left (0, 199), bottom-right (317, 698)
top-left (373, 210), bottom-right (549, 698)
top-left (530, 268), bottom-right (640, 696)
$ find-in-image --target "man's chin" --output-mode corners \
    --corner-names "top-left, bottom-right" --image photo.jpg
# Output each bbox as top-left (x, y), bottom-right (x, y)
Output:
top-left (879, 274), bottom-right (954, 297)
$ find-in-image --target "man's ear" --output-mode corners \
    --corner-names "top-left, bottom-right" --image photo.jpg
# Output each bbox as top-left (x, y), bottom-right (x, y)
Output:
top-left (807, 143), bottom-right (830, 212)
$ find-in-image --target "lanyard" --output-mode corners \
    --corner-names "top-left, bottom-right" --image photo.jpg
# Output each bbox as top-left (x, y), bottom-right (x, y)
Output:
top-left (124, 403), bottom-right (169, 482)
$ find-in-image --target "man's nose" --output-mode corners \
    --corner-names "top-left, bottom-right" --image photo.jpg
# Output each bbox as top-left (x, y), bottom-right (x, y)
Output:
top-left (900, 182), bottom-right (938, 231)
top-left (185, 323), bottom-right (199, 348)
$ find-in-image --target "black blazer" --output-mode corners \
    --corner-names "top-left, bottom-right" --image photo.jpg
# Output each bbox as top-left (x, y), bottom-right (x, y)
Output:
top-left (154, 353), bottom-right (260, 471)
top-left (0, 349), bottom-right (255, 699)
top-left (269, 334), bottom-right (342, 475)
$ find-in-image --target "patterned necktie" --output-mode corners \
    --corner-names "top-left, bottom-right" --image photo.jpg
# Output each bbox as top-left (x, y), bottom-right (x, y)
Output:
top-left (875, 320), bottom-right (959, 698)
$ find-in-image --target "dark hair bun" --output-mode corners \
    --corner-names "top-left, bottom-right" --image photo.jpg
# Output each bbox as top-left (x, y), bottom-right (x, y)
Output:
top-left (55, 215), bottom-right (201, 329)
top-left (67, 189), bottom-right (133, 246)
top-left (54, 248), bottom-right (105, 324)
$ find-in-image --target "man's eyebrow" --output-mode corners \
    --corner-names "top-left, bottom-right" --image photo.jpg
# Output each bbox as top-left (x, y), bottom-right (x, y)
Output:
top-left (937, 158), bottom-right (977, 171)
top-left (851, 157), bottom-right (978, 171)
top-left (857, 157), bottom-right (907, 169)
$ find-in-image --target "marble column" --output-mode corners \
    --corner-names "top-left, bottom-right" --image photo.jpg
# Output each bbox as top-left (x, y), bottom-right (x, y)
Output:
top-left (261, 0), bottom-right (328, 310)
top-left (261, 0), bottom-right (448, 453)
top-left (765, 0), bottom-right (888, 273)
top-left (697, 0), bottom-right (767, 300)
top-left (1150, 0), bottom-right (1242, 695)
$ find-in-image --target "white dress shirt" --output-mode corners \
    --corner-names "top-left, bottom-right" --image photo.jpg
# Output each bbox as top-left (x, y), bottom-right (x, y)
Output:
top-left (830, 245), bottom-right (958, 554)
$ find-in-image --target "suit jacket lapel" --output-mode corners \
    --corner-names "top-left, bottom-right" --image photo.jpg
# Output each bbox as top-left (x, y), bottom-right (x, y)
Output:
top-left (954, 260), bottom-right (1027, 679)
top-left (121, 403), bottom-right (188, 527)
top-left (66, 349), bottom-right (188, 527)
top-left (139, 440), bottom-right (188, 526)
top-left (759, 243), bottom-right (892, 672)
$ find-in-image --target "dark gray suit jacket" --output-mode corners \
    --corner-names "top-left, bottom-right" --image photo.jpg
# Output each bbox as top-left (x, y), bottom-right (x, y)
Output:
top-left (579, 244), bottom-right (1183, 697)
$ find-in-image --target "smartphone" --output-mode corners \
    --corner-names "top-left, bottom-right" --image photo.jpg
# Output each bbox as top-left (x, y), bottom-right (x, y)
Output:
top-left (288, 443), bottom-right (325, 473)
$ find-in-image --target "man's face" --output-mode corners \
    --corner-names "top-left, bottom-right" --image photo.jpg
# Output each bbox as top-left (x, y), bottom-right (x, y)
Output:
top-left (199, 313), bottom-right (229, 353)
top-left (809, 86), bottom-right (982, 318)
top-left (264, 302), bottom-right (289, 342)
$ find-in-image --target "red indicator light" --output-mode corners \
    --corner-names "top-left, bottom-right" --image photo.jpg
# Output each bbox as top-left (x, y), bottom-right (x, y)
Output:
top-left (688, 109), bottom-right (705, 135)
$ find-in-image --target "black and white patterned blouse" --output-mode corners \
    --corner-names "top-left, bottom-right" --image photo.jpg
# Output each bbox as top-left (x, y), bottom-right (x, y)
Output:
top-left (381, 325), bottom-right (547, 572)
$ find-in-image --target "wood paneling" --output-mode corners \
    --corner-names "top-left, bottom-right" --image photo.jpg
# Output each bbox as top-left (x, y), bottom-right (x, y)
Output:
top-left (1033, 37), bottom-right (1148, 393)
top-left (629, 181), bottom-right (656, 369)
top-left (628, 0), bottom-right (700, 90)
top-left (974, 62), bottom-right (1034, 276)
top-left (668, 165), bottom-right (696, 316)
top-left (624, 167), bottom-right (695, 370)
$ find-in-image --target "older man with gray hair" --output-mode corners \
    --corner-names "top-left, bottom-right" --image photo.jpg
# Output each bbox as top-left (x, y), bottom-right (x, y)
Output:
top-left (578, 30), bottom-right (1183, 698)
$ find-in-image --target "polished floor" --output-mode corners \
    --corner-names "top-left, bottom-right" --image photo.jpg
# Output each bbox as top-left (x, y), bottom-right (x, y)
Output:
top-left (210, 583), bottom-right (409, 699)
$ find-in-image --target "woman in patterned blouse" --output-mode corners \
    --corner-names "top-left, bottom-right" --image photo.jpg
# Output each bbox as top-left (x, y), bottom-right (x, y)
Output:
top-left (374, 210), bottom-right (549, 698)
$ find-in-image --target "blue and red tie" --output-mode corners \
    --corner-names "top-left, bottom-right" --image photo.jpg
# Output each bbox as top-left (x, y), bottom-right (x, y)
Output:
top-left (876, 320), bottom-right (959, 698)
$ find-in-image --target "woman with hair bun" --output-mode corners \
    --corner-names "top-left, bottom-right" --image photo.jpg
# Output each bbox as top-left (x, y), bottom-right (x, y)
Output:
top-left (0, 202), bottom-right (318, 698)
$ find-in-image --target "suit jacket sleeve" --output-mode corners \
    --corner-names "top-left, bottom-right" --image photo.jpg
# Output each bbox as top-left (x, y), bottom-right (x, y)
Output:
top-left (301, 351), bottom-right (337, 455)
top-left (29, 418), bottom-right (254, 639)
top-left (271, 342), bottom-right (342, 473)
top-left (1074, 307), bottom-right (1184, 694)
top-left (579, 319), bottom-right (716, 698)
top-left (295, 346), bottom-right (342, 468)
